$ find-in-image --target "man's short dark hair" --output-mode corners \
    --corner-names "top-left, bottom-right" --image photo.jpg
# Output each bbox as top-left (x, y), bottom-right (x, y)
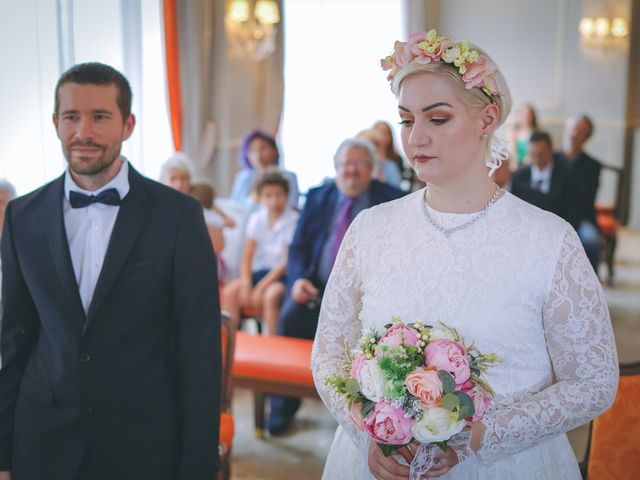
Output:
top-left (529, 130), bottom-right (553, 149)
top-left (253, 167), bottom-right (290, 196)
top-left (54, 62), bottom-right (132, 121)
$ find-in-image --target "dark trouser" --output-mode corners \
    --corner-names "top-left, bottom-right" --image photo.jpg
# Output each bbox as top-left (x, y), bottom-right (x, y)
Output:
top-left (269, 292), bottom-right (322, 429)
top-left (577, 220), bottom-right (602, 275)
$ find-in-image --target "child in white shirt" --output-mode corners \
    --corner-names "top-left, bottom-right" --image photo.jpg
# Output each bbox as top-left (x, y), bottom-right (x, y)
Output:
top-left (222, 169), bottom-right (299, 333)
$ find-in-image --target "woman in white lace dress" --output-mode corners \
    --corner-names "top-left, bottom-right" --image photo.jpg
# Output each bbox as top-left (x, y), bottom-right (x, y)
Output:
top-left (311, 30), bottom-right (618, 480)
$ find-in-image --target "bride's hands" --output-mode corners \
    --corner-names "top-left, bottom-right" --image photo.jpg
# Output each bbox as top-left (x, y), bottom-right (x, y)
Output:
top-left (368, 440), bottom-right (410, 479)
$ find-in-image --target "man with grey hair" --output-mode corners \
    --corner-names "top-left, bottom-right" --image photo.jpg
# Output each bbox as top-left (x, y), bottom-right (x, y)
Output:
top-left (268, 137), bottom-right (405, 436)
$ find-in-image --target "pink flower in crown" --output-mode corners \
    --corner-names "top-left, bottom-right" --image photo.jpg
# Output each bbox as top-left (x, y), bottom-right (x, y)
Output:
top-left (405, 368), bottom-right (443, 407)
top-left (467, 386), bottom-right (492, 422)
top-left (407, 31), bottom-right (448, 64)
top-left (424, 338), bottom-right (471, 385)
top-left (349, 355), bottom-right (366, 380)
top-left (462, 56), bottom-right (498, 90)
top-left (364, 401), bottom-right (413, 445)
top-left (378, 324), bottom-right (419, 349)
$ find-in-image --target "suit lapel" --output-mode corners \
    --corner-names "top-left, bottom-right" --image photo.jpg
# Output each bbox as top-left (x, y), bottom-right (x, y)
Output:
top-left (44, 175), bottom-right (86, 319)
top-left (83, 168), bottom-right (148, 333)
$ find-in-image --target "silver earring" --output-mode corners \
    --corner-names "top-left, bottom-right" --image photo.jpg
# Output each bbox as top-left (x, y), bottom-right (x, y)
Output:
top-left (481, 132), bottom-right (488, 140)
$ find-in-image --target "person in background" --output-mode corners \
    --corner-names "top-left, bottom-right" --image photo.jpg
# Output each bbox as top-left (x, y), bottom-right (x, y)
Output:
top-left (230, 130), bottom-right (299, 209)
top-left (373, 120), bottom-right (414, 190)
top-left (160, 151), bottom-right (193, 194)
top-left (510, 131), bottom-right (568, 218)
top-left (0, 179), bottom-right (16, 352)
top-left (268, 137), bottom-right (406, 436)
top-left (507, 102), bottom-right (539, 170)
top-left (0, 180), bottom-right (16, 239)
top-left (557, 114), bottom-right (603, 274)
top-left (222, 168), bottom-right (298, 334)
top-left (356, 128), bottom-right (403, 189)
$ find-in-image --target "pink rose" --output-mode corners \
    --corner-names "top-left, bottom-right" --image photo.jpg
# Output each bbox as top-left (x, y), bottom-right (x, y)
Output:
top-left (349, 355), bottom-right (366, 380)
top-left (424, 339), bottom-right (471, 385)
top-left (363, 401), bottom-right (413, 445)
top-left (392, 40), bottom-right (413, 69)
top-left (405, 368), bottom-right (442, 407)
top-left (468, 387), bottom-right (491, 422)
top-left (457, 379), bottom-right (474, 393)
top-left (378, 324), bottom-right (419, 349)
top-left (462, 57), bottom-right (498, 89)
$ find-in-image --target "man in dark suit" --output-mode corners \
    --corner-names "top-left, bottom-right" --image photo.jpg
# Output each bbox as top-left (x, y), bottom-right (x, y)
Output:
top-left (0, 63), bottom-right (221, 480)
top-left (510, 131), bottom-right (568, 218)
top-left (557, 114), bottom-right (602, 273)
top-left (268, 137), bottom-right (405, 435)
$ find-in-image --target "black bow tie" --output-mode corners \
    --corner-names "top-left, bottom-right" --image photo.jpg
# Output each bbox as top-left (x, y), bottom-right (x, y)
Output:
top-left (69, 188), bottom-right (121, 208)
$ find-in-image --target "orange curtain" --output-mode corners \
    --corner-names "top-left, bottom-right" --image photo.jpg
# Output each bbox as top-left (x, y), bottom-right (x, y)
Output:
top-left (163, 0), bottom-right (182, 151)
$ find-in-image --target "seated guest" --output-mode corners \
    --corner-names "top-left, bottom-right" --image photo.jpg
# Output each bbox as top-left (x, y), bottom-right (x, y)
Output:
top-left (160, 152), bottom-right (193, 194)
top-left (268, 137), bottom-right (406, 436)
top-left (230, 130), bottom-right (300, 209)
top-left (510, 131), bottom-right (567, 218)
top-left (557, 114), bottom-right (602, 274)
top-left (0, 178), bottom-right (16, 238)
top-left (222, 168), bottom-right (299, 334)
top-left (190, 182), bottom-right (235, 279)
top-left (357, 127), bottom-right (403, 188)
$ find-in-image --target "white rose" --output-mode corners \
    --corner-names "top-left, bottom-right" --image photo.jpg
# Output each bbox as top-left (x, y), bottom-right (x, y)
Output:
top-left (358, 359), bottom-right (386, 402)
top-left (411, 407), bottom-right (465, 443)
top-left (442, 45), bottom-right (461, 63)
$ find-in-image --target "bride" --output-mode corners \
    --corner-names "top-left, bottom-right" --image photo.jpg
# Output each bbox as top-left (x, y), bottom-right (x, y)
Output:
top-left (311, 30), bottom-right (618, 479)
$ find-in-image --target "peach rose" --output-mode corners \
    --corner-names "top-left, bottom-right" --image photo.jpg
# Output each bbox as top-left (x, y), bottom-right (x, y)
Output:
top-left (405, 368), bottom-right (442, 407)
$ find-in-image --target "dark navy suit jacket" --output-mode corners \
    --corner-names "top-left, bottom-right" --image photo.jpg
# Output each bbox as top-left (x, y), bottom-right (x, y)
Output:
top-left (0, 166), bottom-right (221, 480)
top-left (286, 179), bottom-right (406, 290)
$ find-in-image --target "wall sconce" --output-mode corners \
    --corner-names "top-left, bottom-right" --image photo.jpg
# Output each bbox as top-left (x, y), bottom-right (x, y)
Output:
top-left (225, 0), bottom-right (280, 61)
top-left (579, 15), bottom-right (629, 52)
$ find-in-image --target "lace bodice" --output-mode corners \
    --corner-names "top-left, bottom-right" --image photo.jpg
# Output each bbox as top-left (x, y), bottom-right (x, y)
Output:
top-left (311, 189), bottom-right (618, 469)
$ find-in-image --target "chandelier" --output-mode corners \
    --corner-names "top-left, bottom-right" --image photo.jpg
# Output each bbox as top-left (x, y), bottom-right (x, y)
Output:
top-left (225, 0), bottom-right (280, 61)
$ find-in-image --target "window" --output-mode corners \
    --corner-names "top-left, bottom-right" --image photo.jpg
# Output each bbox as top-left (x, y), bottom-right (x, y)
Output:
top-left (280, 0), bottom-right (404, 193)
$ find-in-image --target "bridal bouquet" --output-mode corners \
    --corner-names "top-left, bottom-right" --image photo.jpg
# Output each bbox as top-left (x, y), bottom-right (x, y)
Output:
top-left (325, 318), bottom-right (497, 457)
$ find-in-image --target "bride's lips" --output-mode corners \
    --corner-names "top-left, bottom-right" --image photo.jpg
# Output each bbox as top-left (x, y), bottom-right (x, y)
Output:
top-left (414, 154), bottom-right (436, 164)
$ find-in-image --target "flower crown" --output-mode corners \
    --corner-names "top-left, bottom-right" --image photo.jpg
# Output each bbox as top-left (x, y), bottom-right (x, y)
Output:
top-left (381, 30), bottom-right (501, 99)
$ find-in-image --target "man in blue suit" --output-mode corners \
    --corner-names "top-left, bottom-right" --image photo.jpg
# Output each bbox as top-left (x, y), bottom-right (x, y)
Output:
top-left (269, 137), bottom-right (406, 435)
top-left (0, 63), bottom-right (221, 480)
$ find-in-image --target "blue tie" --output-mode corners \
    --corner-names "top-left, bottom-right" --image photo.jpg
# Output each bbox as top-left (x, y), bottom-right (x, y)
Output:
top-left (69, 188), bottom-right (121, 208)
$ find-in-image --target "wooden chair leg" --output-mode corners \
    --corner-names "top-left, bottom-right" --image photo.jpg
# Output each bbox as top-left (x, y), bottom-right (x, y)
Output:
top-left (606, 233), bottom-right (617, 286)
top-left (254, 391), bottom-right (266, 438)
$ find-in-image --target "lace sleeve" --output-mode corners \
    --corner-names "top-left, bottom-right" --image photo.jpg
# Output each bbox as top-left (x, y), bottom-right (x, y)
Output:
top-left (311, 212), bottom-right (369, 452)
top-left (478, 225), bottom-right (619, 462)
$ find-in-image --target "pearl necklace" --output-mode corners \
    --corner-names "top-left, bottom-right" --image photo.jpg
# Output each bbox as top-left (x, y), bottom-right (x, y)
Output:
top-left (421, 185), bottom-right (501, 238)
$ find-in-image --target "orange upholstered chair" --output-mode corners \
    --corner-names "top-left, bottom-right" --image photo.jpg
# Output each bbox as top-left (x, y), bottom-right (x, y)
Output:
top-left (218, 313), bottom-right (236, 480)
top-left (580, 361), bottom-right (640, 479)
top-left (232, 332), bottom-right (318, 437)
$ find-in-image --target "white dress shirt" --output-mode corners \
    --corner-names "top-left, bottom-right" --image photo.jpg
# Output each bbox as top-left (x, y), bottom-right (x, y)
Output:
top-left (530, 162), bottom-right (553, 194)
top-left (244, 206), bottom-right (299, 272)
top-left (63, 159), bottom-right (130, 312)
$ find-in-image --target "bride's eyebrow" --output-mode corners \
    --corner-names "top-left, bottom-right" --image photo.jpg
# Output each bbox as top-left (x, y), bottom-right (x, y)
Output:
top-left (398, 102), bottom-right (453, 113)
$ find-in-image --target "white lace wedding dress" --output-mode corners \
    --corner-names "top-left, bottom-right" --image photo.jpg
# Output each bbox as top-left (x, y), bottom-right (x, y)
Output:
top-left (311, 189), bottom-right (618, 480)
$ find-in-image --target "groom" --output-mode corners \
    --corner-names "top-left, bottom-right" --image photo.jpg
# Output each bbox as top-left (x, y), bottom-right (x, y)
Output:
top-left (0, 63), bottom-right (221, 480)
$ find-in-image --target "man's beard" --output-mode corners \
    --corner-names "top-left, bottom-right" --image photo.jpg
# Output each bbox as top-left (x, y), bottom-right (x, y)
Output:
top-left (64, 141), bottom-right (120, 177)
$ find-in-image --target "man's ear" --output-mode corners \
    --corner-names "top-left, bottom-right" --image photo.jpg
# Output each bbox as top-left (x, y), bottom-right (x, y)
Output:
top-left (122, 114), bottom-right (136, 140)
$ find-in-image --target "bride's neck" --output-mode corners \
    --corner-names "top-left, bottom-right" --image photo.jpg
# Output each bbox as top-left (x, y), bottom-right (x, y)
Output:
top-left (425, 177), bottom-right (498, 214)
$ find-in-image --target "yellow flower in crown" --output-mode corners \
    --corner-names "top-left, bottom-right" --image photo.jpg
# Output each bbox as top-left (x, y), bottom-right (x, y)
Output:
top-left (380, 29), bottom-right (501, 99)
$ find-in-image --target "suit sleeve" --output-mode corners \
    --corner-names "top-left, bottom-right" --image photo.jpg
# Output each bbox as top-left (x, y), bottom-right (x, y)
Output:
top-left (285, 192), bottom-right (316, 288)
top-left (0, 202), bottom-right (39, 470)
top-left (172, 199), bottom-right (222, 479)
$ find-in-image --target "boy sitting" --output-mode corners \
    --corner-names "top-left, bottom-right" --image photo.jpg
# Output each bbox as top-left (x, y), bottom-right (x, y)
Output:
top-left (222, 168), bottom-right (299, 333)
